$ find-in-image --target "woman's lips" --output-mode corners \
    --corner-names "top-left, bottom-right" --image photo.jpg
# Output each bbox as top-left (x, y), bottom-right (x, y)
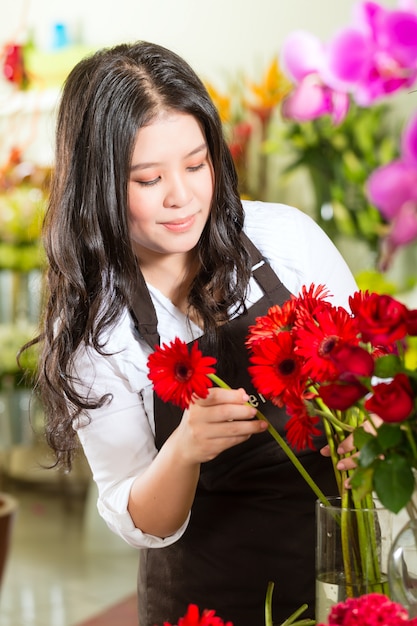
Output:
top-left (162, 215), bottom-right (196, 232)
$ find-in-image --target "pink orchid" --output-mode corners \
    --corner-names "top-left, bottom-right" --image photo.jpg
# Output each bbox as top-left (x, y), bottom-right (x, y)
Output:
top-left (281, 30), bottom-right (350, 125)
top-left (325, 1), bottom-right (417, 105)
top-left (281, 74), bottom-right (349, 124)
top-left (366, 111), bottom-right (417, 266)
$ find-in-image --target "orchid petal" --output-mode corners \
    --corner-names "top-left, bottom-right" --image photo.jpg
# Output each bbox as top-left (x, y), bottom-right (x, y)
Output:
top-left (381, 10), bottom-right (417, 66)
top-left (281, 76), bottom-right (331, 122)
top-left (326, 28), bottom-right (373, 86)
top-left (352, 1), bottom-right (387, 38)
top-left (281, 30), bottom-right (325, 82)
top-left (402, 111), bottom-right (417, 165)
top-left (330, 90), bottom-right (350, 124)
top-left (366, 160), bottom-right (417, 219)
top-left (389, 200), bottom-right (417, 245)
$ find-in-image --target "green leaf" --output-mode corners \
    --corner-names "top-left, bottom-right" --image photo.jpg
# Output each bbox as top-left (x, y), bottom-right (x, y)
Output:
top-left (356, 438), bottom-right (383, 467)
top-left (353, 428), bottom-right (374, 449)
top-left (375, 423), bottom-right (403, 451)
top-left (373, 456), bottom-right (415, 513)
top-left (350, 466), bottom-right (374, 500)
top-left (373, 354), bottom-right (403, 378)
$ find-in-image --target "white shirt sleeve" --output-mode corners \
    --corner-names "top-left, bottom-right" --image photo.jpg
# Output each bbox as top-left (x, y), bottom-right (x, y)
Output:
top-left (73, 201), bottom-right (358, 550)
top-left (242, 200), bottom-right (358, 309)
top-left (73, 316), bottom-right (190, 549)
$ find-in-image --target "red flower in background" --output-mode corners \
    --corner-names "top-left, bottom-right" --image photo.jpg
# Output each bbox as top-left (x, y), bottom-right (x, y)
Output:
top-left (163, 603), bottom-right (233, 626)
top-left (318, 592), bottom-right (417, 626)
top-left (2, 43), bottom-right (29, 89)
top-left (147, 338), bottom-right (217, 410)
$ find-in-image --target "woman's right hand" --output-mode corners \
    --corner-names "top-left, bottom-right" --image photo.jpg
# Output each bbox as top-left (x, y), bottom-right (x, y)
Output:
top-left (128, 386), bottom-right (268, 537)
top-left (175, 386), bottom-right (269, 464)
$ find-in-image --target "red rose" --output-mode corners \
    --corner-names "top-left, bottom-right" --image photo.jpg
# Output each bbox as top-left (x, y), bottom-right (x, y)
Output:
top-left (330, 344), bottom-right (375, 380)
top-left (365, 373), bottom-right (414, 422)
top-left (349, 291), bottom-right (409, 347)
top-left (406, 308), bottom-right (417, 336)
top-left (319, 381), bottom-right (368, 411)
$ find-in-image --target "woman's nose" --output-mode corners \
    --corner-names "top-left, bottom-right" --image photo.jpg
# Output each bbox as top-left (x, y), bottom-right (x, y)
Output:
top-left (163, 172), bottom-right (192, 208)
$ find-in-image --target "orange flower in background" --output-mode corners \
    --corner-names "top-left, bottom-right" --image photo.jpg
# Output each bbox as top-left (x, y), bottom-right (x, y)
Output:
top-left (247, 57), bottom-right (292, 124)
top-left (205, 82), bottom-right (232, 124)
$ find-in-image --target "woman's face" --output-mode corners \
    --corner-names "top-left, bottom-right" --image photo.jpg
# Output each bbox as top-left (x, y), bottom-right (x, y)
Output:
top-left (127, 111), bottom-right (214, 266)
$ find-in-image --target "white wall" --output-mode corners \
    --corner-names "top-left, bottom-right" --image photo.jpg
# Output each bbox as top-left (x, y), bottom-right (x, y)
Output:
top-left (0, 0), bottom-right (412, 168)
top-left (1, 0), bottom-right (399, 83)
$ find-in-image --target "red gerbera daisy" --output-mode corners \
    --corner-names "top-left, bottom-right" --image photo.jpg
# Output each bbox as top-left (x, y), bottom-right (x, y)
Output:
top-left (248, 331), bottom-right (303, 405)
top-left (294, 305), bottom-right (360, 381)
top-left (147, 338), bottom-right (217, 410)
top-left (164, 603), bottom-right (233, 626)
top-left (285, 387), bottom-right (322, 451)
top-left (246, 299), bottom-right (297, 348)
top-left (293, 283), bottom-right (332, 318)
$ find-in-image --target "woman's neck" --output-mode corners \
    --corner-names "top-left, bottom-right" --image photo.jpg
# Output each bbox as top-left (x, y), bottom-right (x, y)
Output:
top-left (139, 251), bottom-right (200, 318)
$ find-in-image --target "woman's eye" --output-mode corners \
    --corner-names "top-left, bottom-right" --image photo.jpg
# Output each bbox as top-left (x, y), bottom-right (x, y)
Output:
top-left (188, 162), bottom-right (206, 173)
top-left (137, 177), bottom-right (160, 187)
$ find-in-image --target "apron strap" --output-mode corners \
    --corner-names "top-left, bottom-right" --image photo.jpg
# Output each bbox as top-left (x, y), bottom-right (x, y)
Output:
top-left (240, 231), bottom-right (292, 307)
top-left (129, 269), bottom-right (160, 350)
top-left (129, 231), bottom-right (290, 349)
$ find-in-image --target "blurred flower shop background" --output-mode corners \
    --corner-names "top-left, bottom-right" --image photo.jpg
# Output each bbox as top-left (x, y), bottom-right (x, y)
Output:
top-left (1, 0), bottom-right (416, 504)
top-left (1, 0), bottom-right (416, 522)
top-left (0, 0), bottom-right (417, 624)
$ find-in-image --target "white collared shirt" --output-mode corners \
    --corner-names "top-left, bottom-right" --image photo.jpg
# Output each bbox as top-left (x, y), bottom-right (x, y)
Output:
top-left (73, 201), bottom-right (358, 548)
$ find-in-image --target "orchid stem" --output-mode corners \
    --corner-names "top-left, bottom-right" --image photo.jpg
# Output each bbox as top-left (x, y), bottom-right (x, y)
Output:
top-left (208, 373), bottom-right (331, 507)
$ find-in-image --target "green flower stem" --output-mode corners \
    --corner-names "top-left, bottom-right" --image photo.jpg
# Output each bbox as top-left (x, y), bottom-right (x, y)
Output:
top-left (208, 373), bottom-right (331, 507)
top-left (403, 422), bottom-right (417, 462)
top-left (341, 489), bottom-right (386, 598)
top-left (314, 408), bottom-right (354, 433)
top-left (265, 581), bottom-right (274, 626)
top-left (279, 606), bottom-right (315, 626)
top-left (265, 581), bottom-right (315, 626)
top-left (322, 416), bottom-right (343, 495)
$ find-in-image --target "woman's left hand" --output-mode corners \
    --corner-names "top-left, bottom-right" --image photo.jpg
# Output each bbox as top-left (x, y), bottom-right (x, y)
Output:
top-left (320, 415), bottom-right (383, 471)
top-left (320, 435), bottom-right (358, 471)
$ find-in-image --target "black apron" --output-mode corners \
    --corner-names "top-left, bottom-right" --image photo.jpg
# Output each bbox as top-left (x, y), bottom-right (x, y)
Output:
top-left (131, 234), bottom-right (337, 626)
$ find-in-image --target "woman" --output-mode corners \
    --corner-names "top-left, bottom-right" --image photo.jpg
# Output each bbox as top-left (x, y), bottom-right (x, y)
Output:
top-left (31, 42), bottom-right (357, 625)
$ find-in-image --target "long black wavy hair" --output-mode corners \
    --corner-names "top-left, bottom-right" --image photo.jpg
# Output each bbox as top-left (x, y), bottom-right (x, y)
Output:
top-left (28, 41), bottom-right (252, 469)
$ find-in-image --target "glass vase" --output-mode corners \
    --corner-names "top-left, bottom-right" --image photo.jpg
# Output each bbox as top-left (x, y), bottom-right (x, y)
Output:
top-left (388, 517), bottom-right (417, 618)
top-left (316, 496), bottom-right (392, 623)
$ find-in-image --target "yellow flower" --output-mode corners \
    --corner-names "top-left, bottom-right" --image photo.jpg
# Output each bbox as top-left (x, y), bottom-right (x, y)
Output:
top-left (248, 57), bottom-right (292, 112)
top-left (205, 82), bottom-right (232, 123)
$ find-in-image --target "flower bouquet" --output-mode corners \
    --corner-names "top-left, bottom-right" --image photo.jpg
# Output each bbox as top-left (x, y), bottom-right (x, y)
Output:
top-left (147, 285), bottom-right (417, 619)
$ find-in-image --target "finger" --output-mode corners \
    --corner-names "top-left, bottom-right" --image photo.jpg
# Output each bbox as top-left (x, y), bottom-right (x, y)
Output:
top-left (320, 444), bottom-right (331, 457)
top-left (210, 416), bottom-right (268, 440)
top-left (336, 451), bottom-right (358, 471)
top-left (337, 435), bottom-right (355, 454)
top-left (195, 387), bottom-right (251, 408)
